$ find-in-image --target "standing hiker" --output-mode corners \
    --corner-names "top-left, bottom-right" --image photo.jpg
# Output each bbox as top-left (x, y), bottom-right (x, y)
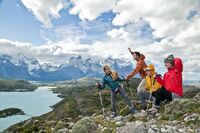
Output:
top-left (156, 55), bottom-right (183, 99)
top-left (125, 48), bottom-right (148, 109)
top-left (145, 64), bottom-right (172, 113)
top-left (96, 65), bottom-right (137, 118)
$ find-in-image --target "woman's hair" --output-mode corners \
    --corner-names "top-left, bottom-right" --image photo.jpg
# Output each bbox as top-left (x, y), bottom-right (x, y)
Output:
top-left (103, 65), bottom-right (118, 80)
top-left (103, 65), bottom-right (110, 71)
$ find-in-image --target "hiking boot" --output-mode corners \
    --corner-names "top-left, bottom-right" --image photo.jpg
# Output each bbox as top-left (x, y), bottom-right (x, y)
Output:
top-left (130, 107), bottom-right (138, 114)
top-left (141, 105), bottom-right (147, 110)
top-left (147, 106), bottom-right (159, 114)
top-left (110, 112), bottom-right (117, 118)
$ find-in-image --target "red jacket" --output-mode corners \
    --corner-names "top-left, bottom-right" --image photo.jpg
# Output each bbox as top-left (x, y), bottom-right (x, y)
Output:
top-left (156, 58), bottom-right (183, 96)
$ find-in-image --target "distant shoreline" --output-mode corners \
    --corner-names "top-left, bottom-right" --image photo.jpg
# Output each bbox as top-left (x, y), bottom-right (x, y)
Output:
top-left (0, 108), bottom-right (25, 118)
top-left (0, 79), bottom-right (38, 92)
top-left (0, 86), bottom-right (62, 132)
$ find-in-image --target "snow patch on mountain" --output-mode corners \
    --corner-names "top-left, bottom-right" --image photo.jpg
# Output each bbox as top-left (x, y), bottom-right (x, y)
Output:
top-left (0, 54), bottom-right (134, 81)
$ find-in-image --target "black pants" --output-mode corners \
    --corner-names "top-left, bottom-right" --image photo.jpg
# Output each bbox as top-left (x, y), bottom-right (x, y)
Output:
top-left (152, 87), bottom-right (172, 107)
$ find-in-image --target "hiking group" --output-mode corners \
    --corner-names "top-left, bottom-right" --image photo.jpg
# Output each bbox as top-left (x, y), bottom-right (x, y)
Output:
top-left (96, 48), bottom-right (183, 118)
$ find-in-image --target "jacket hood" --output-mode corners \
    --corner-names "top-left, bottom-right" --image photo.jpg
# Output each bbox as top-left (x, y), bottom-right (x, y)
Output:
top-left (139, 54), bottom-right (145, 60)
top-left (146, 64), bottom-right (155, 75)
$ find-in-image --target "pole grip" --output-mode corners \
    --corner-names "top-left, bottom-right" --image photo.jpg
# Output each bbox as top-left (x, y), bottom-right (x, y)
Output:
top-left (126, 80), bottom-right (130, 87)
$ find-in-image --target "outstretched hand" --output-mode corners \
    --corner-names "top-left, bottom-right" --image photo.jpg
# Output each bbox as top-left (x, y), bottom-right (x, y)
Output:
top-left (96, 82), bottom-right (100, 87)
top-left (128, 48), bottom-right (132, 52)
top-left (155, 73), bottom-right (162, 78)
top-left (128, 48), bottom-right (134, 55)
top-left (96, 82), bottom-right (102, 91)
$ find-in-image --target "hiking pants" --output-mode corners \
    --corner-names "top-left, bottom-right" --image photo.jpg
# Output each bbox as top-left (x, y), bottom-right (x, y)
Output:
top-left (137, 79), bottom-right (146, 93)
top-left (138, 90), bottom-right (151, 107)
top-left (172, 93), bottom-right (181, 100)
top-left (152, 87), bottom-right (172, 107)
top-left (111, 87), bottom-right (132, 113)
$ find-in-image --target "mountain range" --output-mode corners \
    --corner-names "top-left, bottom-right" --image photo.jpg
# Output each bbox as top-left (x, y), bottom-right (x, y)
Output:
top-left (0, 54), bottom-right (134, 82)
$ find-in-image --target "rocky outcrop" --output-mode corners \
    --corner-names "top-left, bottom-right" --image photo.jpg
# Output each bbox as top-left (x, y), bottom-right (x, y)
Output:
top-left (183, 85), bottom-right (200, 98)
top-left (116, 121), bottom-right (146, 133)
top-left (71, 117), bottom-right (97, 133)
top-left (116, 92), bottom-right (200, 133)
top-left (161, 97), bottom-right (200, 121)
top-left (4, 83), bottom-right (200, 133)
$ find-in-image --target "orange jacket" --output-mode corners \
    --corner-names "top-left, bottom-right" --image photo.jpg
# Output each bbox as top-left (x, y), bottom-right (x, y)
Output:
top-left (127, 54), bottom-right (147, 80)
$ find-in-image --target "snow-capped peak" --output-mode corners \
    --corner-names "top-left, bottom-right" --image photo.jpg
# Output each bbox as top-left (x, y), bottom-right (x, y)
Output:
top-left (0, 54), bottom-right (134, 81)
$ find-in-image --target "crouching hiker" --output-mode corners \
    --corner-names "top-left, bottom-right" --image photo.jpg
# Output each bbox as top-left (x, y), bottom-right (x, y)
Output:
top-left (156, 55), bottom-right (183, 99)
top-left (144, 64), bottom-right (172, 113)
top-left (96, 65), bottom-right (137, 118)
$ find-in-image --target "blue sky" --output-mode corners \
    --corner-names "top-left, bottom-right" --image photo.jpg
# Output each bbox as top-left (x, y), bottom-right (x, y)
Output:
top-left (0, 0), bottom-right (81, 44)
top-left (0, 0), bottom-right (160, 46)
top-left (0, 0), bottom-right (43, 44)
top-left (0, 0), bottom-right (116, 45)
top-left (0, 0), bottom-right (199, 80)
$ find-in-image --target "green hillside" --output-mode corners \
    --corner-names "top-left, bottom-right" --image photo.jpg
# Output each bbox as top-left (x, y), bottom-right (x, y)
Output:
top-left (5, 78), bottom-right (141, 132)
top-left (4, 78), bottom-right (200, 133)
top-left (0, 79), bottom-right (38, 92)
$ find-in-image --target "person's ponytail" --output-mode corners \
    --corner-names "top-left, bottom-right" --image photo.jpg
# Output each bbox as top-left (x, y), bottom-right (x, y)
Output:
top-left (103, 65), bottom-right (118, 80)
top-left (111, 71), bottom-right (119, 81)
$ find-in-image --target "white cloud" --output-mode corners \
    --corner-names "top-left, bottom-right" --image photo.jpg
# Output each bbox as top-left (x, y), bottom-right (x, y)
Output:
top-left (0, 39), bottom-right (72, 64)
top-left (106, 19), bottom-right (155, 48)
top-left (21, 0), bottom-right (68, 28)
top-left (2, 0), bottom-right (200, 80)
top-left (107, 27), bottom-right (129, 40)
top-left (112, 0), bottom-right (200, 38)
top-left (107, 0), bottom-right (200, 79)
top-left (69, 0), bottom-right (114, 21)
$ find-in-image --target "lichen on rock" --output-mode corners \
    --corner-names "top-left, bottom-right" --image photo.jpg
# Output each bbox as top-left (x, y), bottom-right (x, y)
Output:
top-left (71, 117), bottom-right (97, 133)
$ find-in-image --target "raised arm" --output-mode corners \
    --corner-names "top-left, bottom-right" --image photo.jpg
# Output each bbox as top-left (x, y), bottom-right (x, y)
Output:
top-left (174, 58), bottom-right (183, 73)
top-left (128, 48), bottom-right (134, 55)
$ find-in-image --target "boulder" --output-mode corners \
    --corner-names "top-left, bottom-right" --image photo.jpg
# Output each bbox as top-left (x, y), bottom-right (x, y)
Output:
top-left (55, 128), bottom-right (69, 133)
top-left (114, 116), bottom-right (123, 121)
top-left (71, 117), bottom-right (97, 133)
top-left (183, 86), bottom-right (200, 98)
top-left (161, 94), bottom-right (200, 121)
top-left (116, 121), bottom-right (146, 133)
top-left (183, 113), bottom-right (200, 123)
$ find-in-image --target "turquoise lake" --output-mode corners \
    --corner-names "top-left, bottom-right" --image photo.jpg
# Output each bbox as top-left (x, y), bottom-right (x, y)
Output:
top-left (0, 86), bottom-right (62, 132)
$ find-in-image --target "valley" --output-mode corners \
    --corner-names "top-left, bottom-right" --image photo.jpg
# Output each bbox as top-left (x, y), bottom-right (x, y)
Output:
top-left (3, 78), bottom-right (200, 133)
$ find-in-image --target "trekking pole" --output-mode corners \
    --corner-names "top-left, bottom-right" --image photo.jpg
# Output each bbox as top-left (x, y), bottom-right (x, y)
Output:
top-left (146, 92), bottom-right (152, 110)
top-left (146, 78), bottom-right (156, 110)
top-left (98, 90), bottom-right (105, 116)
top-left (95, 79), bottom-right (105, 116)
top-left (126, 80), bottom-right (135, 100)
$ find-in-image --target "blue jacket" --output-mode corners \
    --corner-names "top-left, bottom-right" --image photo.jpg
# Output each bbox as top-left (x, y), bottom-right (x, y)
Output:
top-left (98, 74), bottom-right (125, 91)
